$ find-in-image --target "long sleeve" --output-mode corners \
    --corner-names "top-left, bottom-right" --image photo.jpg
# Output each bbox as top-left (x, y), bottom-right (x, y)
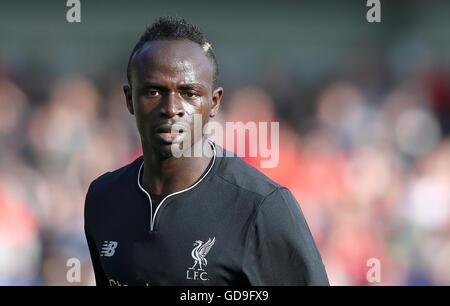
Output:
top-left (243, 187), bottom-right (329, 285)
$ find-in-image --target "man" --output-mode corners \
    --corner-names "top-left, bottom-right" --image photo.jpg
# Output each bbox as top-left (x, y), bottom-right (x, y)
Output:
top-left (84, 16), bottom-right (329, 286)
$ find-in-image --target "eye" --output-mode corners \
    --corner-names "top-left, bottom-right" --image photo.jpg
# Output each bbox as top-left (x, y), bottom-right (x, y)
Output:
top-left (145, 90), bottom-right (159, 97)
top-left (183, 91), bottom-right (199, 98)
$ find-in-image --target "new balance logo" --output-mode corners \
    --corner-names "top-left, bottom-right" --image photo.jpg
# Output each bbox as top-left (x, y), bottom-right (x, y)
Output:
top-left (101, 241), bottom-right (118, 257)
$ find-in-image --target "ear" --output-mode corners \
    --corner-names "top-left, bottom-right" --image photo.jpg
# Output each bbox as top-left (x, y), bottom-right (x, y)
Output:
top-left (123, 84), bottom-right (134, 115)
top-left (209, 87), bottom-right (223, 118)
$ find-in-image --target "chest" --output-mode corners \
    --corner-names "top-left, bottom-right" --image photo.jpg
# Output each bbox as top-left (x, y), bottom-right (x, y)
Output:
top-left (91, 195), bottom-right (252, 285)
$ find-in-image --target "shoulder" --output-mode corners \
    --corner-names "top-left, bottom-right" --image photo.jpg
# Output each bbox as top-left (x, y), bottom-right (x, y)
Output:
top-left (212, 144), bottom-right (303, 223)
top-left (213, 143), bottom-right (284, 199)
top-left (85, 156), bottom-right (143, 202)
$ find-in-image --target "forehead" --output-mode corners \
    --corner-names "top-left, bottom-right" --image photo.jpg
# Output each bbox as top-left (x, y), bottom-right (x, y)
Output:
top-left (130, 39), bottom-right (214, 87)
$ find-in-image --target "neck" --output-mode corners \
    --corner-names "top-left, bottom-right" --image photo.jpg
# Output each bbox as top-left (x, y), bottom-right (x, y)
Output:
top-left (141, 138), bottom-right (214, 195)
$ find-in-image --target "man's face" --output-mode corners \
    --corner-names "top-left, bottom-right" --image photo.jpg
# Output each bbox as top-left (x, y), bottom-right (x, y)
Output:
top-left (124, 39), bottom-right (222, 158)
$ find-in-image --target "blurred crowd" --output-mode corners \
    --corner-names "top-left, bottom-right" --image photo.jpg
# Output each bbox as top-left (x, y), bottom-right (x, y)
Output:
top-left (0, 49), bottom-right (449, 285)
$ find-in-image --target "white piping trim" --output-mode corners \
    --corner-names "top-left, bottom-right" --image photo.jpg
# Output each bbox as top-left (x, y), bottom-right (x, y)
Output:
top-left (137, 140), bottom-right (217, 231)
top-left (137, 160), bottom-right (153, 231)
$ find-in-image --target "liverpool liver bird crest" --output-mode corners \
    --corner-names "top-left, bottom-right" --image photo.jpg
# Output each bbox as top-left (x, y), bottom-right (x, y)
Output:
top-left (189, 237), bottom-right (216, 271)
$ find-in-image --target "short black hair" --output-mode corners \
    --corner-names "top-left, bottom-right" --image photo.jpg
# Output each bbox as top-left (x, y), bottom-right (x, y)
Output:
top-left (126, 16), bottom-right (219, 88)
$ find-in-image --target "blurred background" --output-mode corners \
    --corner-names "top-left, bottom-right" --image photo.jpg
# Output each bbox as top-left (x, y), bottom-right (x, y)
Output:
top-left (1, 0), bottom-right (450, 285)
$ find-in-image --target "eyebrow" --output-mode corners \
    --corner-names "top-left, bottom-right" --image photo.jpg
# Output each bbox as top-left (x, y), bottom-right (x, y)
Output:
top-left (178, 84), bottom-right (205, 90)
top-left (141, 82), bottom-right (206, 91)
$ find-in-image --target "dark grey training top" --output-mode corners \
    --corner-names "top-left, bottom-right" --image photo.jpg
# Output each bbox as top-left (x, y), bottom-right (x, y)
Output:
top-left (84, 141), bottom-right (329, 286)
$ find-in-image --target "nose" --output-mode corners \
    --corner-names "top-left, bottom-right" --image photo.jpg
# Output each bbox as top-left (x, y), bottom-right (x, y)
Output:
top-left (160, 92), bottom-right (185, 118)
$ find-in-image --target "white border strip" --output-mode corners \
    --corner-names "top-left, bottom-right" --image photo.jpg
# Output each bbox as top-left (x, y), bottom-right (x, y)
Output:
top-left (137, 140), bottom-right (217, 231)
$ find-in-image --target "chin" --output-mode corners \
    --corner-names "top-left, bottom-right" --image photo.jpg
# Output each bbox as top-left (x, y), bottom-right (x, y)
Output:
top-left (148, 135), bottom-right (197, 159)
top-left (155, 141), bottom-right (189, 159)
top-left (151, 143), bottom-right (174, 159)
top-left (158, 150), bottom-right (174, 159)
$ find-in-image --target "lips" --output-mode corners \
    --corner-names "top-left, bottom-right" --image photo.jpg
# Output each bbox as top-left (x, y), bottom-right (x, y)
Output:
top-left (155, 123), bottom-right (186, 133)
top-left (154, 123), bottom-right (187, 143)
